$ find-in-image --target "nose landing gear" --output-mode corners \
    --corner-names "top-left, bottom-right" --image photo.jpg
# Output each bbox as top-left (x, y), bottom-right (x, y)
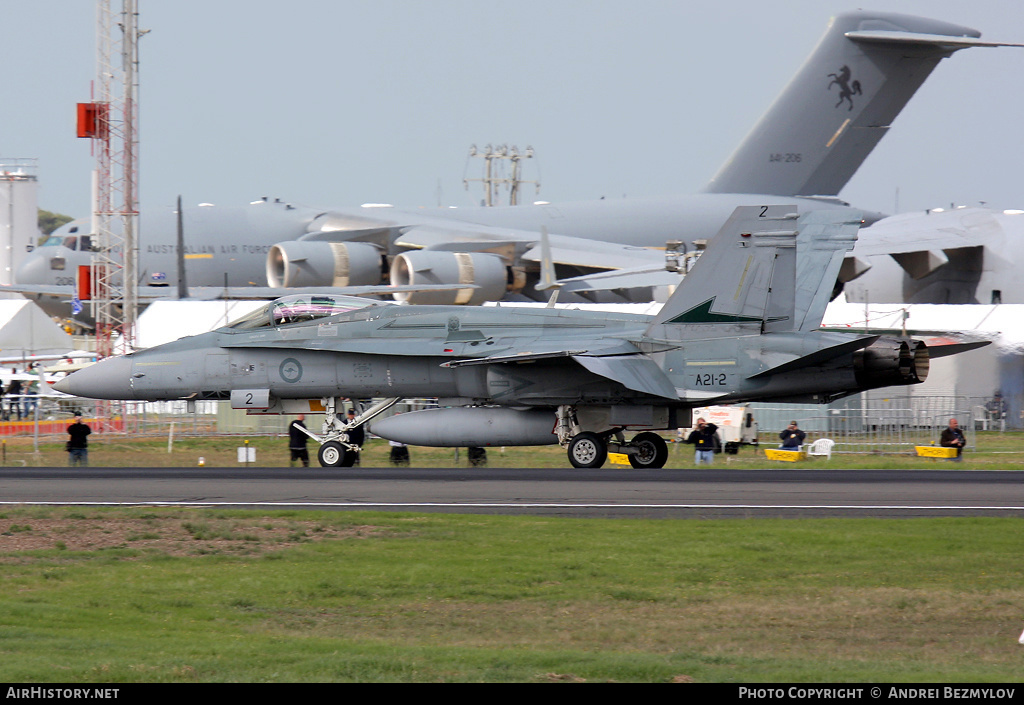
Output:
top-left (314, 397), bottom-right (401, 467)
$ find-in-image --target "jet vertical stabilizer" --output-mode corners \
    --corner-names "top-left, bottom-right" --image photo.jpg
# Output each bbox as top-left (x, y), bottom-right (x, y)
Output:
top-left (791, 210), bottom-right (863, 331)
top-left (702, 11), bottom-right (1021, 197)
top-left (647, 205), bottom-right (800, 339)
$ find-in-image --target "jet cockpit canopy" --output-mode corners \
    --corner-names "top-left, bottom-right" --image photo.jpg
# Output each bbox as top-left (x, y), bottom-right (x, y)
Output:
top-left (227, 294), bottom-right (387, 330)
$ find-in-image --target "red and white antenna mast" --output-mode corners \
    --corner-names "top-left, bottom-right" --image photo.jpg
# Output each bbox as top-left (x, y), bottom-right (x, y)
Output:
top-left (77, 0), bottom-right (143, 358)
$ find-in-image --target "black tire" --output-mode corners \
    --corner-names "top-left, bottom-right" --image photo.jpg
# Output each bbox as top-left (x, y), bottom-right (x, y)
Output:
top-left (317, 441), bottom-right (344, 467)
top-left (568, 432), bottom-right (607, 469)
top-left (628, 432), bottom-right (669, 469)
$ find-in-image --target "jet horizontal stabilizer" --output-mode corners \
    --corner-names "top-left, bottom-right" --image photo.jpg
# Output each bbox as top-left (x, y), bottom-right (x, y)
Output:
top-left (746, 335), bottom-right (879, 380)
top-left (917, 339), bottom-right (990, 359)
top-left (845, 30), bottom-right (1024, 50)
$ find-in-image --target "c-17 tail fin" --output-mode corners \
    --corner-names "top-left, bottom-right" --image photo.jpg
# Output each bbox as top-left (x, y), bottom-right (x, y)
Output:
top-left (646, 206), bottom-right (861, 339)
top-left (702, 11), bottom-right (1023, 198)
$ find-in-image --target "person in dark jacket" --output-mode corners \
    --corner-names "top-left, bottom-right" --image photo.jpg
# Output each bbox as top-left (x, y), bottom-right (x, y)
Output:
top-left (779, 420), bottom-right (806, 449)
top-left (940, 418), bottom-right (966, 461)
top-left (343, 408), bottom-right (365, 466)
top-left (67, 411), bottom-right (91, 466)
top-left (288, 414), bottom-right (310, 467)
top-left (7, 377), bottom-right (23, 420)
top-left (687, 417), bottom-right (720, 465)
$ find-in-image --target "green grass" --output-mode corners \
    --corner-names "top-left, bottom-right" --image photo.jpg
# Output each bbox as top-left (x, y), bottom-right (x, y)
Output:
top-left (0, 507), bottom-right (1022, 682)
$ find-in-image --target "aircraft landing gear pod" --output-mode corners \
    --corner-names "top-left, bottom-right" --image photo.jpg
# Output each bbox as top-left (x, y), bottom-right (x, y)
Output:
top-left (557, 405), bottom-right (670, 469)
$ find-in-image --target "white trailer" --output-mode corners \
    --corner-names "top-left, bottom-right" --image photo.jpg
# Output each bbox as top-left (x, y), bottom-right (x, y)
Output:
top-left (681, 406), bottom-right (759, 454)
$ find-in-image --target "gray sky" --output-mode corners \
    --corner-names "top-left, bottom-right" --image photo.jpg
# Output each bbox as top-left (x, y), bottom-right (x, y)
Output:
top-left (4, 0), bottom-right (1023, 219)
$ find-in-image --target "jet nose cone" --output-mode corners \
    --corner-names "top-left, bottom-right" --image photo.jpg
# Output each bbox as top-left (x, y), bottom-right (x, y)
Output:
top-left (54, 356), bottom-right (135, 400)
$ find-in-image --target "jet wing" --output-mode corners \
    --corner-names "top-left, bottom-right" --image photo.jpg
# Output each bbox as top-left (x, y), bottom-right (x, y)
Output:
top-left (520, 238), bottom-right (666, 272)
top-left (444, 346), bottom-right (680, 399)
top-left (389, 222), bottom-right (668, 272)
top-left (0, 283), bottom-right (81, 299)
top-left (848, 208), bottom-right (1005, 282)
top-left (543, 267), bottom-right (683, 295)
top-left (192, 283), bottom-right (476, 300)
top-left (851, 208), bottom-right (1001, 258)
top-left (0, 282), bottom-right (477, 303)
top-left (570, 354), bottom-right (679, 400)
top-left (441, 339), bottom-right (649, 368)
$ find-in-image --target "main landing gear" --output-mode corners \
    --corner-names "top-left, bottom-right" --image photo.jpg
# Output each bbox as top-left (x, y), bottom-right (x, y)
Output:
top-left (313, 397), bottom-right (401, 467)
top-left (557, 406), bottom-right (669, 469)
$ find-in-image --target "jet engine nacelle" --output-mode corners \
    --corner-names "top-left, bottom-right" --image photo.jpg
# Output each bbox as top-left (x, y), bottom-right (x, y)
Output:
top-left (389, 250), bottom-right (509, 305)
top-left (266, 240), bottom-right (383, 288)
top-left (854, 338), bottom-right (929, 388)
top-left (369, 407), bottom-right (558, 446)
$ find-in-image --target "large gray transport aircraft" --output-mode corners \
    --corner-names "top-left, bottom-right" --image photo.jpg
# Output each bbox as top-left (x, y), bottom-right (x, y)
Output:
top-left (15, 11), bottom-right (1021, 322)
top-left (55, 207), bottom-right (987, 468)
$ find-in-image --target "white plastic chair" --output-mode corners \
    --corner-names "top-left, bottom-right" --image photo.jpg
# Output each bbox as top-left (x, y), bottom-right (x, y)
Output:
top-left (972, 406), bottom-right (989, 431)
top-left (808, 438), bottom-right (834, 460)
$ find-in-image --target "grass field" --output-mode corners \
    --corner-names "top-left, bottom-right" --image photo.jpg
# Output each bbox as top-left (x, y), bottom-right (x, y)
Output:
top-left (1, 507), bottom-right (1023, 682)
top-left (2, 429), bottom-right (1023, 469)
top-left (2, 432), bottom-right (1023, 682)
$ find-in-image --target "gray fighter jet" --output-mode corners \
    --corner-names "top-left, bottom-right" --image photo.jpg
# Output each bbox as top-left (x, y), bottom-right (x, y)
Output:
top-left (15, 11), bottom-right (1020, 322)
top-left (55, 206), bottom-right (987, 468)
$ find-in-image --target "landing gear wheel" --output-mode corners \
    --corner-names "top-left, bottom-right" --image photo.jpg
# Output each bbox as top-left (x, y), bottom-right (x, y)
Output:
top-left (318, 441), bottom-right (344, 467)
top-left (568, 432), bottom-right (607, 469)
top-left (628, 432), bottom-right (669, 469)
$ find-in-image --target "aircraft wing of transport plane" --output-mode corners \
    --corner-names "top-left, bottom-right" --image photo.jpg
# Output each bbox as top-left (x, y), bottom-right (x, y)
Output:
top-left (55, 206), bottom-right (988, 469)
top-left (12, 11), bottom-right (1022, 322)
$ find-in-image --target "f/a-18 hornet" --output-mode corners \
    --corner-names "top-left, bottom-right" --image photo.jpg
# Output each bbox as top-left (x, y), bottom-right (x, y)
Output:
top-left (56, 207), bottom-right (986, 468)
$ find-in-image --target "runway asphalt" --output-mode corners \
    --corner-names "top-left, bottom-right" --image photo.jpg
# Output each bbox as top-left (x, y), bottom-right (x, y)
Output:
top-left (1, 467), bottom-right (1023, 518)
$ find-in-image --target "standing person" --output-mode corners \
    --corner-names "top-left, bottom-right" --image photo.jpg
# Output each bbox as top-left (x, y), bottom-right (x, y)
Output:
top-left (389, 439), bottom-right (410, 466)
top-left (67, 411), bottom-right (91, 466)
top-left (779, 420), bottom-right (806, 449)
top-left (288, 414), bottom-right (310, 467)
top-left (7, 375), bottom-right (22, 421)
top-left (940, 418), bottom-right (966, 461)
top-left (686, 417), bottom-right (720, 465)
top-left (23, 380), bottom-right (38, 417)
top-left (343, 408), bottom-right (365, 467)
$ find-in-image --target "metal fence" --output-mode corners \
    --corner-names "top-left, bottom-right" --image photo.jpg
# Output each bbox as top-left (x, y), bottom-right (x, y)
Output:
top-left (0, 398), bottom-right (443, 440)
top-left (5, 394), bottom-right (1002, 455)
top-left (749, 395), bottom-right (987, 452)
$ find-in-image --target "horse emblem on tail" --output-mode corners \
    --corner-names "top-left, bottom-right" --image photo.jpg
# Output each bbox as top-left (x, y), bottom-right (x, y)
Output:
top-left (827, 65), bottom-right (862, 111)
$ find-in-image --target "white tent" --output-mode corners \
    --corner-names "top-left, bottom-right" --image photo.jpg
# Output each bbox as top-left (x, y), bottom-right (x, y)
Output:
top-left (134, 300), bottom-right (265, 349)
top-left (0, 300), bottom-right (74, 357)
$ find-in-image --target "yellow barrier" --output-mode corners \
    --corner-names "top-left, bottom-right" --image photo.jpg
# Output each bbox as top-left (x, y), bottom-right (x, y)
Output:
top-left (764, 448), bottom-right (807, 462)
top-left (915, 446), bottom-right (958, 458)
